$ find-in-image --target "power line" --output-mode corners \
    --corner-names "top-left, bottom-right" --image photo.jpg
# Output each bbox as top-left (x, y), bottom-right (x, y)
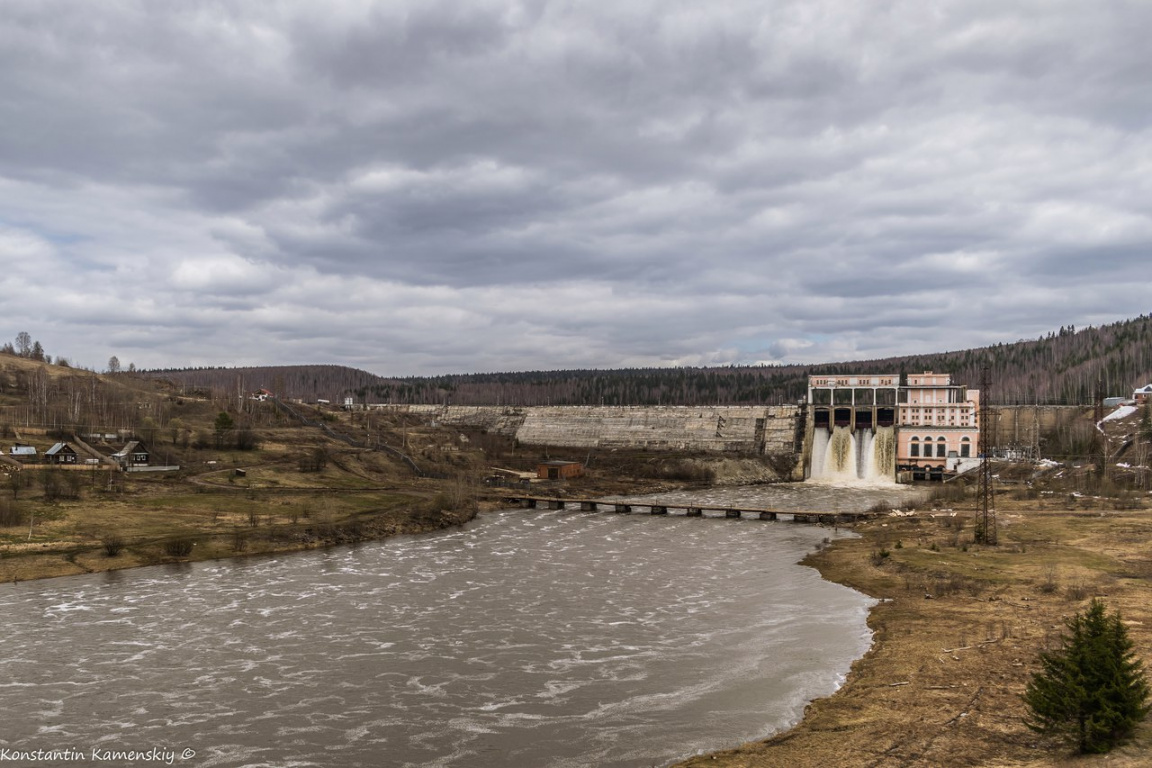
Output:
top-left (976, 365), bottom-right (998, 545)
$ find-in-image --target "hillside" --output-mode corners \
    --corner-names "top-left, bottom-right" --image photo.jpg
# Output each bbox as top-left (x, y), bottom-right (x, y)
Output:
top-left (143, 315), bottom-right (1152, 406)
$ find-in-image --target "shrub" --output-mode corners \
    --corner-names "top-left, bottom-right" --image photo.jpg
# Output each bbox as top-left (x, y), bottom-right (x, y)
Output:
top-left (234, 428), bottom-right (261, 451)
top-left (102, 534), bottom-right (125, 557)
top-left (163, 538), bottom-right (194, 558)
top-left (297, 447), bottom-right (328, 472)
top-left (1065, 581), bottom-right (1089, 601)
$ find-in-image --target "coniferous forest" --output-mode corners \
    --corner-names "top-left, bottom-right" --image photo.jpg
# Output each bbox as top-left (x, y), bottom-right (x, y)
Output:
top-left (142, 315), bottom-right (1152, 407)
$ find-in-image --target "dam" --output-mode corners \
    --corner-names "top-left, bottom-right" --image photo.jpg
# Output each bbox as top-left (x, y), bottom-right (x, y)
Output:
top-left (368, 397), bottom-right (1082, 484)
top-left (369, 404), bottom-right (802, 456)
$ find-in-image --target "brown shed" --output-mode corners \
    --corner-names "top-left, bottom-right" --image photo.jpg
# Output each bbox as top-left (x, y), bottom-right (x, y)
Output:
top-left (537, 460), bottom-right (584, 480)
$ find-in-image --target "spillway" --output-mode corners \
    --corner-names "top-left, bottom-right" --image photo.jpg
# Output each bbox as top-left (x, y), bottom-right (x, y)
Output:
top-left (809, 424), bottom-right (895, 485)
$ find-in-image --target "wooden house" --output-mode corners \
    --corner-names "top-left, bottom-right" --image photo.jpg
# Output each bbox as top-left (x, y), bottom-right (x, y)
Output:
top-left (44, 442), bottom-right (79, 465)
top-left (112, 441), bottom-right (150, 468)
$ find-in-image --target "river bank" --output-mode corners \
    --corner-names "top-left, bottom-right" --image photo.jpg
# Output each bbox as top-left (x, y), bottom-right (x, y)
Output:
top-left (676, 504), bottom-right (1152, 768)
top-left (0, 488), bottom-right (478, 583)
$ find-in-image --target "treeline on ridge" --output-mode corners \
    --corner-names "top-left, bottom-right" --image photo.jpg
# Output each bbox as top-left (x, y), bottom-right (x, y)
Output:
top-left (141, 315), bottom-right (1152, 407)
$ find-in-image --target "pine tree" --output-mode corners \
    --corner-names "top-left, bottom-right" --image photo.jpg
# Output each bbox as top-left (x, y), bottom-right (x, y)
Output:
top-left (1023, 598), bottom-right (1150, 753)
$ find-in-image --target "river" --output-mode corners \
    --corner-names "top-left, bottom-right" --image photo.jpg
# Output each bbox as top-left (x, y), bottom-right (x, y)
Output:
top-left (0, 498), bottom-right (889, 767)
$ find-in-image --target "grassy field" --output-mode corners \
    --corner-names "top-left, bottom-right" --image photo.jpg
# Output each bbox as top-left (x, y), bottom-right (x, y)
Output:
top-left (676, 496), bottom-right (1152, 768)
top-left (0, 478), bottom-right (442, 582)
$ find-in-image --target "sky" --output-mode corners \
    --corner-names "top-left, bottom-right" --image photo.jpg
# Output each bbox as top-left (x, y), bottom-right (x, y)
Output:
top-left (1, 0), bottom-right (1150, 376)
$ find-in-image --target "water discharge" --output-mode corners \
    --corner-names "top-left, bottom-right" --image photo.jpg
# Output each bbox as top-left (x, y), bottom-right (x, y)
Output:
top-left (810, 425), bottom-right (897, 486)
top-left (0, 505), bottom-right (883, 768)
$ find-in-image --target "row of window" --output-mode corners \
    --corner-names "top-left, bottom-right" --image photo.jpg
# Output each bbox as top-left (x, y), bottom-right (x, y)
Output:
top-left (909, 436), bottom-right (971, 458)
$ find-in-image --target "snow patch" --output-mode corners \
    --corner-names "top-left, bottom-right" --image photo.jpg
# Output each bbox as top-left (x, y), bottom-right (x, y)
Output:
top-left (1102, 405), bottom-right (1138, 423)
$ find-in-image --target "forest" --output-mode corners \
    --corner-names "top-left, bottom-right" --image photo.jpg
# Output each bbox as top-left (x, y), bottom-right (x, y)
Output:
top-left (137, 315), bottom-right (1152, 407)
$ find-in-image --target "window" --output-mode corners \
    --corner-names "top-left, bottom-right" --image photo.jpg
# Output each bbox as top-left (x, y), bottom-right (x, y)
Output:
top-left (961, 437), bottom-right (971, 458)
top-left (937, 442), bottom-right (947, 458)
top-left (910, 438), bottom-right (920, 458)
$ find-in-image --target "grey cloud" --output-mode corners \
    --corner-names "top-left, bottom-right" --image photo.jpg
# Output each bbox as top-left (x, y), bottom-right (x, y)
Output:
top-left (1, 0), bottom-right (1150, 374)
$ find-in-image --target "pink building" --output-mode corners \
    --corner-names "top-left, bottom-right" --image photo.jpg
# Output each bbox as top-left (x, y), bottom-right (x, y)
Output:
top-left (896, 372), bottom-right (980, 480)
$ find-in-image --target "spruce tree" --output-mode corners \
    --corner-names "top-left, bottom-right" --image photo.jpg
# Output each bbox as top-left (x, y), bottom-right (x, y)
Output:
top-left (1023, 598), bottom-right (1150, 753)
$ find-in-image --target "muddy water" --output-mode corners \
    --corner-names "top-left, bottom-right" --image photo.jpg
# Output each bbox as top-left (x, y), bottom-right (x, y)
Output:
top-left (0, 504), bottom-right (880, 767)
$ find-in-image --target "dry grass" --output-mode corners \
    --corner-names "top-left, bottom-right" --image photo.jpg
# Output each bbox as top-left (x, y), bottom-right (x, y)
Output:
top-left (675, 502), bottom-right (1152, 768)
top-left (0, 472), bottom-right (426, 582)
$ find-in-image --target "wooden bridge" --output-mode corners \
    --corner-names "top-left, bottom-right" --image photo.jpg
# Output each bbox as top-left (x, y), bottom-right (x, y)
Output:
top-left (494, 494), bottom-right (877, 525)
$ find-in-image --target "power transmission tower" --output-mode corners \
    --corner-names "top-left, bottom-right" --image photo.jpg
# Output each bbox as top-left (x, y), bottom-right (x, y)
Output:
top-left (975, 365), bottom-right (997, 545)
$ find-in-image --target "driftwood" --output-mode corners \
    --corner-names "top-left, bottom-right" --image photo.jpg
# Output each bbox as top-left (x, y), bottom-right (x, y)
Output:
top-left (888, 681), bottom-right (910, 687)
top-left (942, 637), bottom-right (1002, 653)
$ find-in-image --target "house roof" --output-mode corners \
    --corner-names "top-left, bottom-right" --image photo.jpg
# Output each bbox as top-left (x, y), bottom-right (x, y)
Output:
top-left (1135, 384), bottom-right (1152, 394)
top-left (45, 442), bottom-right (73, 456)
top-left (112, 441), bottom-right (144, 458)
top-left (9, 445), bottom-right (36, 455)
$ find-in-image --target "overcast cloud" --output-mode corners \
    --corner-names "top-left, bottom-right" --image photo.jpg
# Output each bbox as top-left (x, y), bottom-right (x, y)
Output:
top-left (1, 0), bottom-right (1149, 375)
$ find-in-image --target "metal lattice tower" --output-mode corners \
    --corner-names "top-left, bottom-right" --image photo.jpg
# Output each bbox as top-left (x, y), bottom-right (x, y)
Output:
top-left (976, 365), bottom-right (997, 545)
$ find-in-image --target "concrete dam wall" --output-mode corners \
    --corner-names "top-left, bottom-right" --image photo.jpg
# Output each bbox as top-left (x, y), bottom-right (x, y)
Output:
top-left (372, 403), bottom-right (1085, 463)
top-left (373, 405), bottom-right (802, 455)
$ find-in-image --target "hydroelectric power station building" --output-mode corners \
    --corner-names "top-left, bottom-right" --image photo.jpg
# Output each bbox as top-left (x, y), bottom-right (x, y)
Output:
top-left (806, 372), bottom-right (980, 482)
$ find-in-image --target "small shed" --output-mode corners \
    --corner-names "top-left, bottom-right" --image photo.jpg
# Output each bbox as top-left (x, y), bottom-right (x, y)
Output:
top-left (44, 442), bottom-right (79, 465)
top-left (9, 443), bottom-right (37, 461)
top-left (112, 441), bottom-right (150, 468)
top-left (537, 460), bottom-right (585, 480)
top-left (1134, 385), bottom-right (1152, 405)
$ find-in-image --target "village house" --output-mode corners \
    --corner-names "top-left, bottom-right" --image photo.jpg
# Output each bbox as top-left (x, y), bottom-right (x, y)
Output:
top-left (1134, 384), bottom-right (1152, 404)
top-left (44, 442), bottom-right (79, 465)
top-left (112, 441), bottom-right (150, 468)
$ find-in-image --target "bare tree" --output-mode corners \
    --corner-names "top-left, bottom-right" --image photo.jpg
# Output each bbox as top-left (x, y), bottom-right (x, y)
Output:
top-left (107, 356), bottom-right (121, 374)
top-left (15, 331), bottom-right (31, 357)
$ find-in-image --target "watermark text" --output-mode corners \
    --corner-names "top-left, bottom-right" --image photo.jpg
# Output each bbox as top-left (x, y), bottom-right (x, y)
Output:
top-left (0, 747), bottom-right (195, 764)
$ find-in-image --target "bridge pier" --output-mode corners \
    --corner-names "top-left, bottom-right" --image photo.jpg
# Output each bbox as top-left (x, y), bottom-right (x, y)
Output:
top-left (725, 509), bottom-right (741, 519)
top-left (525, 498), bottom-right (537, 509)
top-left (580, 501), bottom-right (598, 511)
top-left (650, 505), bottom-right (668, 515)
top-left (685, 507), bottom-right (703, 517)
top-left (548, 500), bottom-right (565, 510)
top-left (614, 504), bottom-right (631, 514)
top-left (759, 511), bottom-right (777, 521)
top-left (794, 514), bottom-right (810, 524)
